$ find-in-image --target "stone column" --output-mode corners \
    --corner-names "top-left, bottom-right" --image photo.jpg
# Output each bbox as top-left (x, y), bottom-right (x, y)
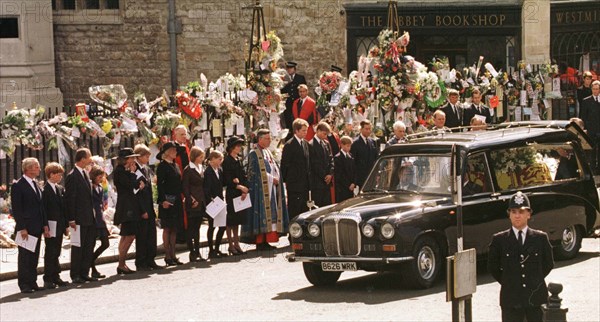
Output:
top-left (0, 0), bottom-right (63, 115)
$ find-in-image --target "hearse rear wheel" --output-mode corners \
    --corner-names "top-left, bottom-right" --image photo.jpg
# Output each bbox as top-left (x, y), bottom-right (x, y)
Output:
top-left (303, 262), bottom-right (342, 286)
top-left (554, 225), bottom-right (582, 260)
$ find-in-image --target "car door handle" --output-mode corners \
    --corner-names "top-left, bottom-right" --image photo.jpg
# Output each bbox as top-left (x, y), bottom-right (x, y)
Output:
top-left (490, 192), bottom-right (501, 199)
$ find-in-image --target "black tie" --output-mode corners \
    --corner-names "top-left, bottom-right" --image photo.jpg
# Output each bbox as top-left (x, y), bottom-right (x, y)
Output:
top-left (33, 180), bottom-right (41, 199)
top-left (298, 99), bottom-right (303, 113)
top-left (518, 230), bottom-right (523, 246)
top-left (302, 140), bottom-right (309, 159)
top-left (321, 140), bottom-right (329, 156)
top-left (83, 170), bottom-right (91, 189)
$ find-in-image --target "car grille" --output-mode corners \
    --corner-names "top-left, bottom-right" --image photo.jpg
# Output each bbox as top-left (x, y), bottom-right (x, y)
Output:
top-left (322, 213), bottom-right (361, 256)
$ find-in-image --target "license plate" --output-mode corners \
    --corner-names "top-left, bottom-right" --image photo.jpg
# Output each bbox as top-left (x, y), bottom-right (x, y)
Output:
top-left (321, 261), bottom-right (357, 271)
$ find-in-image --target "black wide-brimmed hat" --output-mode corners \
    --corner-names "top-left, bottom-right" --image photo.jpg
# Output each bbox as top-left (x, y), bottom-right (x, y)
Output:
top-left (508, 191), bottom-right (531, 210)
top-left (330, 65), bottom-right (342, 73)
top-left (157, 141), bottom-right (177, 160)
top-left (226, 136), bottom-right (245, 152)
top-left (285, 61), bottom-right (297, 68)
top-left (115, 147), bottom-right (139, 159)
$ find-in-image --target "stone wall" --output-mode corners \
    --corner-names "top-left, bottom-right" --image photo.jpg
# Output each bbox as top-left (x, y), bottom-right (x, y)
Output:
top-left (54, 0), bottom-right (348, 106)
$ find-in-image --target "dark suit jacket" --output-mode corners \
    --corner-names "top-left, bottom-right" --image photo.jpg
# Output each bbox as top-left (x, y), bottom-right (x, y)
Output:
top-left (113, 165), bottom-right (144, 225)
top-left (350, 136), bottom-right (379, 187)
top-left (579, 95), bottom-right (600, 140)
top-left (65, 167), bottom-right (95, 226)
top-left (42, 183), bottom-right (67, 233)
top-left (203, 166), bottom-right (225, 201)
top-left (334, 152), bottom-right (356, 202)
top-left (462, 103), bottom-right (492, 126)
top-left (440, 103), bottom-right (462, 130)
top-left (487, 228), bottom-right (554, 308)
top-left (309, 137), bottom-right (334, 191)
top-left (11, 177), bottom-right (47, 235)
top-left (135, 163), bottom-right (156, 219)
top-left (182, 165), bottom-right (206, 217)
top-left (281, 137), bottom-right (310, 193)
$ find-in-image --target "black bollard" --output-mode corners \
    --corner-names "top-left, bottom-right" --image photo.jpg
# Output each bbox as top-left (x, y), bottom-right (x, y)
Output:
top-left (542, 282), bottom-right (568, 322)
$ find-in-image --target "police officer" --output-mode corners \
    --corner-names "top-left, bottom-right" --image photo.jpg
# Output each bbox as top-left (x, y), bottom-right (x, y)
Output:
top-left (487, 191), bottom-right (554, 322)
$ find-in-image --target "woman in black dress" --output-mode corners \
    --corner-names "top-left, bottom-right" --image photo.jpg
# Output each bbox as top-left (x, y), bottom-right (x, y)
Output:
top-left (182, 147), bottom-right (206, 262)
top-left (89, 165), bottom-right (108, 279)
top-left (113, 148), bottom-right (145, 274)
top-left (156, 142), bottom-right (184, 266)
top-left (223, 136), bottom-right (249, 255)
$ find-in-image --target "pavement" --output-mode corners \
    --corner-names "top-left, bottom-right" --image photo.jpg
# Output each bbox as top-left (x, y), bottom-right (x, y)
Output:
top-left (0, 223), bottom-right (233, 281)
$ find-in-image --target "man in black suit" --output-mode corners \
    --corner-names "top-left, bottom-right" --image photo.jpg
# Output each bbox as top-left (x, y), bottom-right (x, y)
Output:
top-left (579, 80), bottom-right (600, 172)
top-left (334, 136), bottom-right (356, 202)
top-left (12, 158), bottom-right (49, 293)
top-left (351, 120), bottom-right (380, 187)
top-left (440, 89), bottom-right (463, 131)
top-left (462, 88), bottom-right (492, 126)
top-left (42, 162), bottom-right (69, 289)
top-left (488, 191), bottom-right (554, 322)
top-left (309, 122), bottom-right (335, 207)
top-left (134, 144), bottom-right (163, 270)
top-left (281, 118), bottom-right (311, 218)
top-left (577, 71), bottom-right (593, 108)
top-left (281, 61), bottom-right (307, 139)
top-left (65, 148), bottom-right (97, 284)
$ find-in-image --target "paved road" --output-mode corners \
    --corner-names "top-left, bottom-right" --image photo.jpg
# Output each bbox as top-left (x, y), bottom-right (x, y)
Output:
top-left (0, 239), bottom-right (598, 321)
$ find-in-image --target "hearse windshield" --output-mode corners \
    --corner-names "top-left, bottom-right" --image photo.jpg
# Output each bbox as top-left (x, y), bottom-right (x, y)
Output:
top-left (362, 155), bottom-right (452, 195)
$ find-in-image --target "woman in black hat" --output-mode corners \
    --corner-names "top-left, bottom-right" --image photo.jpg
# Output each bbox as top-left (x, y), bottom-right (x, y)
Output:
top-left (222, 136), bottom-right (248, 255)
top-left (113, 148), bottom-right (145, 274)
top-left (156, 142), bottom-right (184, 266)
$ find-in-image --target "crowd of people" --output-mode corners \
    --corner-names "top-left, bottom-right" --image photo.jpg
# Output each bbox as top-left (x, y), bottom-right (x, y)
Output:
top-left (10, 61), bottom-right (599, 295)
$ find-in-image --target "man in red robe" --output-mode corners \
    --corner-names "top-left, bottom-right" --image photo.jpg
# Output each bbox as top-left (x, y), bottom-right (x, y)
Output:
top-left (292, 84), bottom-right (319, 141)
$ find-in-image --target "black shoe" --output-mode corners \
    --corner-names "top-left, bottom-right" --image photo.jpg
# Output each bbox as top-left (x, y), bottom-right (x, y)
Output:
top-left (208, 250), bottom-right (220, 259)
top-left (72, 277), bottom-right (85, 284)
top-left (91, 271), bottom-right (106, 279)
top-left (149, 263), bottom-right (165, 270)
top-left (21, 288), bottom-right (34, 294)
top-left (82, 275), bottom-right (98, 282)
top-left (31, 284), bottom-right (46, 291)
top-left (174, 258), bottom-right (184, 265)
top-left (54, 279), bottom-right (69, 287)
top-left (189, 252), bottom-right (198, 262)
top-left (116, 267), bottom-right (135, 275)
top-left (165, 258), bottom-right (176, 267)
top-left (136, 266), bottom-right (153, 272)
top-left (43, 281), bottom-right (57, 289)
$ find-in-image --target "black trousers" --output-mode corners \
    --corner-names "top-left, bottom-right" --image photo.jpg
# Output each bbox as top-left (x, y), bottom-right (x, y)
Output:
top-left (91, 233), bottom-right (109, 270)
top-left (70, 225), bottom-right (96, 279)
top-left (186, 216), bottom-right (202, 253)
top-left (135, 218), bottom-right (158, 267)
top-left (18, 234), bottom-right (42, 291)
top-left (206, 216), bottom-right (225, 251)
top-left (502, 306), bottom-right (543, 322)
top-left (313, 188), bottom-right (332, 207)
top-left (43, 233), bottom-right (63, 283)
top-left (287, 191), bottom-right (308, 219)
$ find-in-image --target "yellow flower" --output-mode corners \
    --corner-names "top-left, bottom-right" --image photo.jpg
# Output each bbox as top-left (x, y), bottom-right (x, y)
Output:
top-left (101, 120), bottom-right (113, 133)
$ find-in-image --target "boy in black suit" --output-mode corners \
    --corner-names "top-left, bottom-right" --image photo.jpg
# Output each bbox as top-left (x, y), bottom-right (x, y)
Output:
top-left (12, 158), bottom-right (49, 293)
top-left (42, 162), bottom-right (69, 288)
top-left (309, 122), bottom-right (334, 207)
top-left (334, 136), bottom-right (356, 203)
top-left (487, 191), bottom-right (554, 322)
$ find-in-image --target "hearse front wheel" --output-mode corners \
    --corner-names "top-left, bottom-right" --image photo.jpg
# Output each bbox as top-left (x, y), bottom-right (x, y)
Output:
top-left (402, 236), bottom-right (442, 289)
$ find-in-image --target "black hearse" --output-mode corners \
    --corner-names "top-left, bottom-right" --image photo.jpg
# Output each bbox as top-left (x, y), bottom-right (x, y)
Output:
top-left (287, 122), bottom-right (600, 289)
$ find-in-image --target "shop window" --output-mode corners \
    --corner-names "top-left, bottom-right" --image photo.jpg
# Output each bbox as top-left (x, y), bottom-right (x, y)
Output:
top-left (0, 17), bottom-right (19, 38)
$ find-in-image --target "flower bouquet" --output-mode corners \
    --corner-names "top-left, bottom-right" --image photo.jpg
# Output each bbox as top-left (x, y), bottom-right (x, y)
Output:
top-left (89, 84), bottom-right (128, 110)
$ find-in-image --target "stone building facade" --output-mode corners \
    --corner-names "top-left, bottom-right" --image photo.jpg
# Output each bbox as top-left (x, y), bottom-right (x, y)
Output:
top-left (52, 0), bottom-right (347, 106)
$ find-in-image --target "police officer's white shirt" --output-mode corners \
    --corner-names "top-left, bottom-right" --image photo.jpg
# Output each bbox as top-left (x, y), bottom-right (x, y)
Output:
top-left (512, 226), bottom-right (529, 244)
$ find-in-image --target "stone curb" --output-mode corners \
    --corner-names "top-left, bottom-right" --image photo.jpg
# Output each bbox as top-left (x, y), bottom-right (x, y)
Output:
top-left (0, 241), bottom-right (213, 282)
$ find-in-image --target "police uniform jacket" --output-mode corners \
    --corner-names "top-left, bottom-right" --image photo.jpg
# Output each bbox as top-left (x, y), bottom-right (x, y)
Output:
top-left (487, 228), bottom-right (554, 308)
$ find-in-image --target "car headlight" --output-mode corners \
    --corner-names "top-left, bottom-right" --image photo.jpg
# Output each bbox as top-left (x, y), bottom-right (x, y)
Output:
top-left (308, 223), bottom-right (320, 237)
top-left (362, 224), bottom-right (375, 238)
top-left (381, 223), bottom-right (395, 239)
top-left (290, 223), bottom-right (303, 238)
